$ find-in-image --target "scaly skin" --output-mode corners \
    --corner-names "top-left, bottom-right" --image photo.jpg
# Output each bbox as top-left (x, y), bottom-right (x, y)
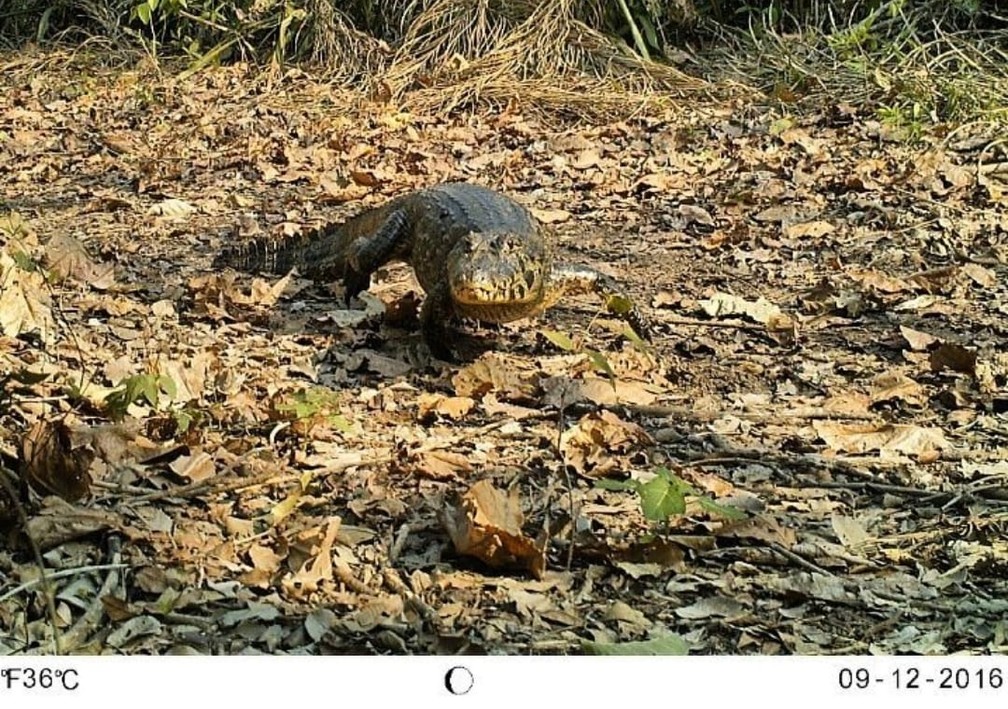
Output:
top-left (214, 182), bottom-right (646, 356)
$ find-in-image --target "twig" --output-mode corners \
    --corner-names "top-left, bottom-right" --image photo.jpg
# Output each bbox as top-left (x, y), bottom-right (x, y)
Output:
top-left (0, 563), bottom-right (130, 604)
top-left (60, 539), bottom-right (123, 653)
top-left (554, 384), bottom-right (575, 572)
top-left (0, 466), bottom-right (62, 654)
top-left (767, 541), bottom-right (836, 577)
top-left (638, 405), bottom-right (877, 422)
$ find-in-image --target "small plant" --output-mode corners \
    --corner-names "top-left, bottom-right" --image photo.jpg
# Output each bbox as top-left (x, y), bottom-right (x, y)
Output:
top-left (597, 466), bottom-right (745, 526)
top-left (104, 373), bottom-right (178, 422)
top-left (272, 387), bottom-right (352, 435)
top-left (877, 101), bottom-right (926, 141)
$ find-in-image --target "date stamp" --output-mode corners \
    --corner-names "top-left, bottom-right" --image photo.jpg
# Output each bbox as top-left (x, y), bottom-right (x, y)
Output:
top-left (1, 667), bottom-right (79, 692)
top-left (839, 666), bottom-right (1003, 692)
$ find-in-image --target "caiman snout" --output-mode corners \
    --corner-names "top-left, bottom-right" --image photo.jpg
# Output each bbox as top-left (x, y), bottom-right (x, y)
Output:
top-left (448, 230), bottom-right (549, 309)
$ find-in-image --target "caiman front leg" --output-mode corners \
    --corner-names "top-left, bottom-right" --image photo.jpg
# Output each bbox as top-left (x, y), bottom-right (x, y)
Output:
top-left (418, 282), bottom-right (457, 361)
top-left (548, 263), bottom-right (652, 340)
top-left (342, 208), bottom-right (411, 304)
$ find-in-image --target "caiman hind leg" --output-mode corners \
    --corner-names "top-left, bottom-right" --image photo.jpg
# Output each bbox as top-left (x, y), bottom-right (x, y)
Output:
top-left (342, 208), bottom-right (411, 304)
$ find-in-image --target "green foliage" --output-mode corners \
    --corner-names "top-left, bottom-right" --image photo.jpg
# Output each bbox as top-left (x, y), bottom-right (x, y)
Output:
top-left (132, 0), bottom-right (188, 26)
top-left (274, 387), bottom-right (352, 432)
top-left (104, 373), bottom-right (177, 421)
top-left (540, 328), bottom-right (618, 390)
top-left (597, 466), bottom-right (745, 525)
top-left (877, 102), bottom-right (926, 142)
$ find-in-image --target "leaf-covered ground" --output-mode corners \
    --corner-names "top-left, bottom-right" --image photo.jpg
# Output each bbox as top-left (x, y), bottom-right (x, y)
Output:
top-left (1, 51), bottom-right (1007, 655)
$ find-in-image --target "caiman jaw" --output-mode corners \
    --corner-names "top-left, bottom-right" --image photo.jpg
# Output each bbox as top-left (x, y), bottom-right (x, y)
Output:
top-left (447, 231), bottom-right (549, 320)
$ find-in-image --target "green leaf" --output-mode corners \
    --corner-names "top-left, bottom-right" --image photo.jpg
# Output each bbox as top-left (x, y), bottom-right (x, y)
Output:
top-left (11, 251), bottom-right (36, 271)
top-left (158, 374), bottom-right (177, 400)
top-left (594, 478), bottom-right (640, 492)
top-left (638, 14), bottom-right (659, 51)
top-left (135, 2), bottom-right (152, 23)
top-left (769, 117), bottom-right (794, 135)
top-left (172, 409), bottom-right (194, 434)
top-left (540, 329), bottom-right (575, 351)
top-left (623, 325), bottom-right (649, 350)
top-left (138, 375), bottom-right (160, 407)
top-left (582, 634), bottom-right (690, 656)
top-left (697, 496), bottom-right (747, 521)
top-left (585, 349), bottom-right (615, 381)
top-left (639, 474), bottom-right (686, 521)
top-left (11, 369), bottom-right (49, 386)
top-left (329, 413), bottom-right (354, 433)
top-left (605, 293), bottom-right (635, 316)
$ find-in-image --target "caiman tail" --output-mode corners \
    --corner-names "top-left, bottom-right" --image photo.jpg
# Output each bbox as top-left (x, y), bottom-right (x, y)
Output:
top-left (212, 202), bottom-right (397, 281)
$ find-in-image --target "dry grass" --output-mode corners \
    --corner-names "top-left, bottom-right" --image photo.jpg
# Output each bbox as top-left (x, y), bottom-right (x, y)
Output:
top-left (699, 4), bottom-right (1008, 124)
top-left (378, 0), bottom-right (705, 118)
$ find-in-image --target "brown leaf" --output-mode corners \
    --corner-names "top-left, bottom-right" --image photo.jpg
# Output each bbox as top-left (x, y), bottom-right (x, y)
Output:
top-left (20, 420), bottom-right (94, 502)
top-left (529, 208), bottom-right (571, 224)
top-left (848, 269), bottom-right (910, 294)
top-left (241, 543), bottom-right (285, 588)
top-left (831, 513), bottom-right (870, 548)
top-left (24, 496), bottom-right (120, 550)
top-left (416, 393), bottom-right (476, 422)
top-left (560, 410), bottom-right (654, 477)
top-left (699, 292), bottom-right (785, 325)
top-left (575, 377), bottom-right (659, 407)
top-left (783, 220), bottom-right (835, 239)
top-left (870, 372), bottom-right (926, 406)
top-left (900, 326), bottom-right (938, 351)
top-left (43, 234), bottom-right (116, 290)
top-left (0, 251), bottom-right (54, 340)
top-left (571, 148), bottom-right (602, 170)
top-left (282, 517), bottom-right (341, 598)
top-left (961, 263), bottom-right (997, 288)
top-left (813, 421), bottom-right (950, 458)
top-left (441, 480), bottom-right (545, 578)
top-left (168, 452), bottom-right (216, 483)
top-left (413, 450), bottom-right (474, 481)
top-left (452, 352), bottom-right (540, 402)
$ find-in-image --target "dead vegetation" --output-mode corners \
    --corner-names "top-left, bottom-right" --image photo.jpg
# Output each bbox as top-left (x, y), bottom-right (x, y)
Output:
top-left (1, 3), bottom-right (1008, 656)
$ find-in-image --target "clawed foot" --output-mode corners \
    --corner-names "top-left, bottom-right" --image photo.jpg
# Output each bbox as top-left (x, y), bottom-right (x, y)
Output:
top-left (342, 266), bottom-right (371, 306)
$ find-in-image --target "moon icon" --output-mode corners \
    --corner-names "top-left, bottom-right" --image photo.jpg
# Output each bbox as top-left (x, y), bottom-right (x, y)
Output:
top-left (444, 665), bottom-right (474, 695)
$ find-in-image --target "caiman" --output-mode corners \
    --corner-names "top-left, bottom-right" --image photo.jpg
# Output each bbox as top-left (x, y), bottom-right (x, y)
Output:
top-left (213, 182), bottom-right (647, 358)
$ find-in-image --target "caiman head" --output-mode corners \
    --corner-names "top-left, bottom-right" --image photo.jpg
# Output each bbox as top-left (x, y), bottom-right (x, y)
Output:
top-left (446, 230), bottom-right (551, 323)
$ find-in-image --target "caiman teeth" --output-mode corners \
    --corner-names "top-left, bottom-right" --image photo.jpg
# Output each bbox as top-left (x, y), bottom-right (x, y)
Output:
top-left (452, 282), bottom-right (540, 306)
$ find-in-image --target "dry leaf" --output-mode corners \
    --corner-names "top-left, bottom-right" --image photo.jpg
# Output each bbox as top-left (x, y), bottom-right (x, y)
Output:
top-left (147, 197), bottom-right (196, 219)
top-left (416, 393), bottom-right (476, 422)
top-left (442, 480), bottom-right (545, 578)
top-left (784, 220), bottom-right (835, 238)
top-left (0, 251), bottom-right (54, 340)
top-left (560, 410), bottom-right (654, 477)
top-left (700, 292), bottom-right (785, 325)
top-left (168, 452), bottom-right (216, 483)
top-left (413, 450), bottom-right (473, 480)
top-left (813, 421), bottom-right (950, 458)
top-left (870, 372), bottom-right (926, 406)
top-left (20, 420), bottom-right (94, 502)
top-left (900, 326), bottom-right (938, 351)
top-left (282, 517), bottom-right (341, 597)
top-left (831, 513), bottom-right (870, 548)
top-left (452, 352), bottom-right (539, 402)
top-left (43, 234), bottom-right (116, 289)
